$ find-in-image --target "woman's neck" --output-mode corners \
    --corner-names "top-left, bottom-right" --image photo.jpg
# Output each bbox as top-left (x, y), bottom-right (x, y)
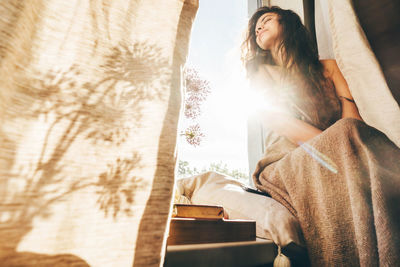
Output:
top-left (270, 43), bottom-right (284, 67)
top-left (270, 44), bottom-right (294, 69)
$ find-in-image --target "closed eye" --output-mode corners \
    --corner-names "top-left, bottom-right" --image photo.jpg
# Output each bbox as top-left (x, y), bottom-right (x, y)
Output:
top-left (256, 17), bottom-right (273, 35)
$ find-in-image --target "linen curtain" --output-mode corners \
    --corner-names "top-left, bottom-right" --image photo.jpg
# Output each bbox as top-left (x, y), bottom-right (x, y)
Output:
top-left (326, 0), bottom-right (400, 147)
top-left (0, 0), bottom-right (198, 266)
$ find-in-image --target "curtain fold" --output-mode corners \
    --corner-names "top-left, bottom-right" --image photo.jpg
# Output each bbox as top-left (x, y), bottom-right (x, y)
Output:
top-left (327, 0), bottom-right (400, 147)
top-left (0, 0), bottom-right (198, 266)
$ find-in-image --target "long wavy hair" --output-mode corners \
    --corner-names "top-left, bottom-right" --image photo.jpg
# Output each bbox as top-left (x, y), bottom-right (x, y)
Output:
top-left (241, 6), bottom-right (325, 93)
top-left (241, 6), bottom-right (340, 129)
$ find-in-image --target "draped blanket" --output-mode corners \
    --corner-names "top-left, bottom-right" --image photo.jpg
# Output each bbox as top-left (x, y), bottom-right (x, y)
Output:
top-left (253, 118), bottom-right (400, 266)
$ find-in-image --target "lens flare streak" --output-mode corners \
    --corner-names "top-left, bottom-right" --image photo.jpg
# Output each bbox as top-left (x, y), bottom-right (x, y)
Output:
top-left (299, 142), bottom-right (338, 174)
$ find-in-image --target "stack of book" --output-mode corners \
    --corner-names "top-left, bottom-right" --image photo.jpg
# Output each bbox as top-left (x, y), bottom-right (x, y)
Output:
top-left (167, 204), bottom-right (256, 245)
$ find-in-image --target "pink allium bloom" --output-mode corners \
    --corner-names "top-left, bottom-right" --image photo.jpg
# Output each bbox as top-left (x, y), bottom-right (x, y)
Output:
top-left (184, 67), bottom-right (211, 103)
top-left (181, 124), bottom-right (205, 146)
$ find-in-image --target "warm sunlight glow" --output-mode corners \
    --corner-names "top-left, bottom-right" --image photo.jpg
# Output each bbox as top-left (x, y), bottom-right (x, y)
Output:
top-left (241, 89), bottom-right (282, 117)
top-left (210, 45), bottom-right (286, 129)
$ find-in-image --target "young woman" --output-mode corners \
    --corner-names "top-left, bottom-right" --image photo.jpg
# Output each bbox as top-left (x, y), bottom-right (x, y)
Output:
top-left (242, 6), bottom-right (400, 266)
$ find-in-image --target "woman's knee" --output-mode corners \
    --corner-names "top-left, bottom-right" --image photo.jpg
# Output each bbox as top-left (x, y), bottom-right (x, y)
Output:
top-left (330, 118), bottom-right (365, 135)
top-left (311, 118), bottom-right (366, 147)
top-left (335, 117), bottom-right (363, 128)
top-left (329, 118), bottom-right (386, 146)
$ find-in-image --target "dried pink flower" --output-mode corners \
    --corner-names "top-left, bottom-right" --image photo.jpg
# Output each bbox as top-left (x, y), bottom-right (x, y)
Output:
top-left (181, 67), bottom-right (210, 146)
top-left (181, 124), bottom-right (205, 146)
top-left (184, 67), bottom-right (211, 104)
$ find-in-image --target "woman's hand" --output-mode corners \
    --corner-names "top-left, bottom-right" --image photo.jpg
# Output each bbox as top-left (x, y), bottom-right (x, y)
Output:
top-left (256, 108), bottom-right (322, 145)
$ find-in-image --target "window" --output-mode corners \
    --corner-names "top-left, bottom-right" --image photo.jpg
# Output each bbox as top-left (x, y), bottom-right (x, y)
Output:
top-left (177, 0), bottom-right (249, 183)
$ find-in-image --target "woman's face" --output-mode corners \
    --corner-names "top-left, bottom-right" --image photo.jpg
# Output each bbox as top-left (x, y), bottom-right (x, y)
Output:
top-left (255, 12), bottom-right (281, 51)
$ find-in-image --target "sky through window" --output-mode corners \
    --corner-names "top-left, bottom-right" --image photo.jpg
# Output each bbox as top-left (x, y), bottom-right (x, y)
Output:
top-left (178, 1), bottom-right (250, 177)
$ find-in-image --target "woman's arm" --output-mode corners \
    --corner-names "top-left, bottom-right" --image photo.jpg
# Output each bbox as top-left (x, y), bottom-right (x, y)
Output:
top-left (256, 110), bottom-right (322, 145)
top-left (256, 59), bottom-right (362, 145)
top-left (322, 59), bottom-right (363, 121)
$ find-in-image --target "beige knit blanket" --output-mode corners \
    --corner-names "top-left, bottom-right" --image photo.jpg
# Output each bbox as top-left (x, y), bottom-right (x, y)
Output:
top-left (253, 118), bottom-right (400, 266)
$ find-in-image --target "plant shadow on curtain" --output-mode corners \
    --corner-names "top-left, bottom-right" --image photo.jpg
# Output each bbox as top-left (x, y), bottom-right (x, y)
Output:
top-left (0, 42), bottom-right (170, 266)
top-left (0, 0), bottom-right (198, 265)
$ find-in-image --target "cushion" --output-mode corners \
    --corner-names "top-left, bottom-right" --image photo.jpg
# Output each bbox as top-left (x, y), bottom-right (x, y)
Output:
top-left (175, 171), bottom-right (305, 247)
